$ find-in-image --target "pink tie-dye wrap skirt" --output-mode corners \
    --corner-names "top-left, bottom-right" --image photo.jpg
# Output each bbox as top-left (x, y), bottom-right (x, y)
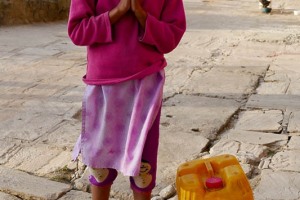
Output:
top-left (73, 70), bottom-right (165, 176)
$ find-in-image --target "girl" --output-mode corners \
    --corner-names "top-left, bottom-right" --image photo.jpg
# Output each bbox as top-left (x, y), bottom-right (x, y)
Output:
top-left (68, 0), bottom-right (186, 199)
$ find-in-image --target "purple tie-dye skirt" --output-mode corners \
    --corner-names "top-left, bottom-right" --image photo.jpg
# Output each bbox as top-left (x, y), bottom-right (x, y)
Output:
top-left (73, 70), bottom-right (165, 176)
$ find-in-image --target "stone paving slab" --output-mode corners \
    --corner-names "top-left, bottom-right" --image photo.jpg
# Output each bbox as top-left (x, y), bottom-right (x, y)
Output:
top-left (233, 110), bottom-right (283, 133)
top-left (4, 145), bottom-right (63, 173)
top-left (1, 112), bottom-right (61, 141)
top-left (0, 23), bottom-right (70, 50)
top-left (0, 138), bottom-right (21, 164)
top-left (287, 111), bottom-right (300, 133)
top-left (0, 192), bottom-right (21, 200)
top-left (37, 119), bottom-right (81, 150)
top-left (36, 151), bottom-right (73, 177)
top-left (182, 65), bottom-right (266, 99)
top-left (163, 67), bottom-right (194, 99)
top-left (0, 166), bottom-right (72, 200)
top-left (209, 139), bottom-right (268, 164)
top-left (230, 41), bottom-right (286, 59)
top-left (225, 129), bottom-right (288, 145)
top-left (254, 169), bottom-right (300, 200)
top-left (269, 150), bottom-right (300, 172)
top-left (157, 127), bottom-right (209, 180)
top-left (272, 54), bottom-right (300, 75)
top-left (58, 190), bottom-right (91, 200)
top-left (161, 94), bottom-right (240, 140)
top-left (256, 53), bottom-right (300, 96)
top-left (256, 81), bottom-right (290, 95)
top-left (287, 136), bottom-right (300, 150)
top-left (246, 94), bottom-right (300, 110)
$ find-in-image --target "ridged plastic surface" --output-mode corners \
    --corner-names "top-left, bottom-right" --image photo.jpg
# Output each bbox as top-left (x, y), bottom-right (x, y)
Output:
top-left (176, 154), bottom-right (254, 200)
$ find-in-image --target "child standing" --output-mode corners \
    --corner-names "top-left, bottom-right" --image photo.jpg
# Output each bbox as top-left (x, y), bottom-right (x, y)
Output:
top-left (68, 0), bottom-right (186, 199)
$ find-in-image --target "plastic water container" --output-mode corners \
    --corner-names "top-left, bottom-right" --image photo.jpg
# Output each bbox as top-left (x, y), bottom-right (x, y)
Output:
top-left (176, 154), bottom-right (254, 200)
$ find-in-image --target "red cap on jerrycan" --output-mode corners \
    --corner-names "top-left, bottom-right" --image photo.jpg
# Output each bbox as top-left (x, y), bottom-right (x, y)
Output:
top-left (205, 177), bottom-right (223, 189)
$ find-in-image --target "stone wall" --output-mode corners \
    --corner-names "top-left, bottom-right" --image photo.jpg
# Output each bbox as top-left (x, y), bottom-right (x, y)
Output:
top-left (0, 0), bottom-right (70, 25)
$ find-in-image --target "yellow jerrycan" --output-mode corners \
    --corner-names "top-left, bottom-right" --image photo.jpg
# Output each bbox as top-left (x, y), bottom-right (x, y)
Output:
top-left (176, 154), bottom-right (254, 200)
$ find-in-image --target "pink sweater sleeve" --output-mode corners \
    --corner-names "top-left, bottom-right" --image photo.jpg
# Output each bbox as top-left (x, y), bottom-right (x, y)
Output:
top-left (68, 0), bottom-right (112, 46)
top-left (140, 0), bottom-right (186, 54)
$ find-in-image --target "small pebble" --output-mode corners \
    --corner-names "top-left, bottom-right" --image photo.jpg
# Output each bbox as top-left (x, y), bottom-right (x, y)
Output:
top-left (159, 184), bottom-right (176, 199)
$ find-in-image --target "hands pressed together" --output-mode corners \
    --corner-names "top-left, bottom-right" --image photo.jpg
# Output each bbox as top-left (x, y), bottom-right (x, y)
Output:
top-left (109, 0), bottom-right (147, 28)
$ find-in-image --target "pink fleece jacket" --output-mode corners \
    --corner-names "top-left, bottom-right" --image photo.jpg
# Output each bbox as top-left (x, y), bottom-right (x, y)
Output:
top-left (68, 0), bottom-right (186, 85)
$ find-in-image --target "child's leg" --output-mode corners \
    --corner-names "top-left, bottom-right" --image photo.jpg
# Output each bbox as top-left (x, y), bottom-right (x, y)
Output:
top-left (130, 108), bottom-right (161, 200)
top-left (91, 184), bottom-right (111, 200)
top-left (133, 190), bottom-right (152, 200)
top-left (89, 168), bottom-right (118, 200)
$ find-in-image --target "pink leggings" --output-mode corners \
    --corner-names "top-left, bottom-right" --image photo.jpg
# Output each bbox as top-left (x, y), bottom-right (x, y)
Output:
top-left (89, 109), bottom-right (161, 193)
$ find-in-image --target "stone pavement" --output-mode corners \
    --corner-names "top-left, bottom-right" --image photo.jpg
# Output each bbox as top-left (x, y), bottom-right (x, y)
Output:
top-left (1, 0), bottom-right (300, 199)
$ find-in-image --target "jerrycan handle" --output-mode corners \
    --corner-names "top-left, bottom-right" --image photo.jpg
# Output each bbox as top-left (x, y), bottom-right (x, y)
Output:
top-left (204, 161), bottom-right (214, 177)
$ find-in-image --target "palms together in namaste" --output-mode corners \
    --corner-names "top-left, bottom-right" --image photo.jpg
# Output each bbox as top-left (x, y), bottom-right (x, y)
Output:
top-left (110, 0), bottom-right (147, 28)
top-left (117, 0), bottom-right (143, 13)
